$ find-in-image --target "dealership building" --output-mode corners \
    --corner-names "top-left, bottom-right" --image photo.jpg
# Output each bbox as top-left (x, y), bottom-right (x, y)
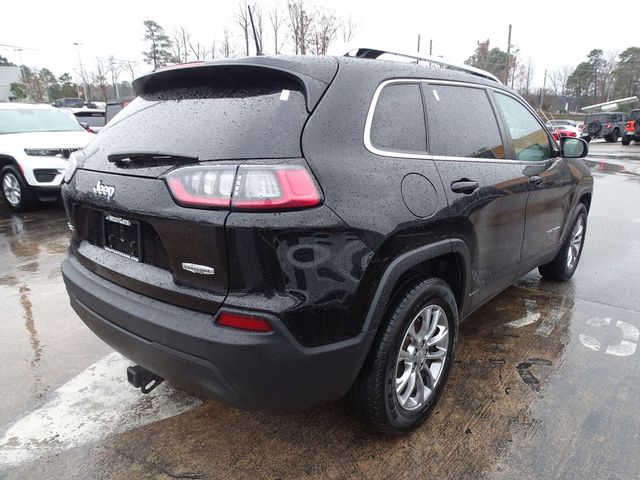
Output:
top-left (0, 66), bottom-right (22, 102)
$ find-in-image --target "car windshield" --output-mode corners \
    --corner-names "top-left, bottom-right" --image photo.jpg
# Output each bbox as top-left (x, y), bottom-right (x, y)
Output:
top-left (0, 108), bottom-right (85, 134)
top-left (630, 111), bottom-right (640, 121)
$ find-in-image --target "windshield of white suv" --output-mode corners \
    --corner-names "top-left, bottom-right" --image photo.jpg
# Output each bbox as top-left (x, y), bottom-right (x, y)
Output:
top-left (0, 108), bottom-right (85, 134)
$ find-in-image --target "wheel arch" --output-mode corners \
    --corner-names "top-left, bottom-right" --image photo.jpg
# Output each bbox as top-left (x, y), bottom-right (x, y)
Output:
top-left (361, 239), bottom-right (471, 336)
top-left (0, 155), bottom-right (18, 170)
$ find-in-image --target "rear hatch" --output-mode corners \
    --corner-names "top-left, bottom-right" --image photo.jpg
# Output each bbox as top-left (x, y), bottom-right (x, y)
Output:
top-left (66, 57), bottom-right (337, 314)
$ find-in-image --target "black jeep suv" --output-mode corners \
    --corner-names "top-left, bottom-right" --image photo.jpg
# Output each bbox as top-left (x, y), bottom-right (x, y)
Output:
top-left (61, 52), bottom-right (593, 435)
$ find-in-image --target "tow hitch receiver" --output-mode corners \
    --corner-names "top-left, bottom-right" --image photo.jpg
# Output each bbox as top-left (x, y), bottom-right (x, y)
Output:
top-left (127, 365), bottom-right (164, 394)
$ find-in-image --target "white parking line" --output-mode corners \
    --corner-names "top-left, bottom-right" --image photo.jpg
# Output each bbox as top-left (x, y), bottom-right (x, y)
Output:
top-left (0, 352), bottom-right (202, 468)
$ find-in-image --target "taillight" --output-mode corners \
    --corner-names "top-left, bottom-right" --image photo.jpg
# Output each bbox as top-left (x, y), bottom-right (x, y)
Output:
top-left (627, 121), bottom-right (634, 131)
top-left (233, 165), bottom-right (321, 210)
top-left (165, 165), bottom-right (236, 207)
top-left (605, 123), bottom-right (611, 128)
top-left (216, 312), bottom-right (273, 332)
top-left (165, 164), bottom-right (322, 211)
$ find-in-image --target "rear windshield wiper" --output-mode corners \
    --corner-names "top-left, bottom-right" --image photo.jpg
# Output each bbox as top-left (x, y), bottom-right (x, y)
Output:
top-left (107, 152), bottom-right (198, 167)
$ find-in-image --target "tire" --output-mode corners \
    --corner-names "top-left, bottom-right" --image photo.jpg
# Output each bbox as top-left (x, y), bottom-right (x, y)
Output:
top-left (622, 135), bottom-right (630, 146)
top-left (1, 165), bottom-right (39, 212)
top-left (349, 278), bottom-right (458, 435)
top-left (606, 129), bottom-right (619, 143)
top-left (539, 204), bottom-right (588, 281)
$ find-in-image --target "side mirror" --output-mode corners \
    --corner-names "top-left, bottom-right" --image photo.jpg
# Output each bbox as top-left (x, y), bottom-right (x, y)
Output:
top-left (561, 137), bottom-right (588, 158)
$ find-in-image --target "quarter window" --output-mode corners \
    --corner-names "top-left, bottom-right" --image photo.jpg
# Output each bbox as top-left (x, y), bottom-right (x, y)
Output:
top-left (423, 85), bottom-right (505, 159)
top-left (370, 83), bottom-right (427, 153)
top-left (495, 93), bottom-right (552, 162)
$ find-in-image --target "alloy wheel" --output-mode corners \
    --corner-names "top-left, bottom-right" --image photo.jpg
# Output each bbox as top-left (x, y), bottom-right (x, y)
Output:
top-left (567, 216), bottom-right (585, 269)
top-left (395, 305), bottom-right (449, 411)
top-left (2, 173), bottom-right (21, 207)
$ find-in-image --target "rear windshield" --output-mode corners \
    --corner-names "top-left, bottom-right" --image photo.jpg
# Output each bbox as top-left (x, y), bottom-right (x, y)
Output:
top-left (630, 111), bottom-right (640, 121)
top-left (586, 113), bottom-right (612, 123)
top-left (75, 112), bottom-right (105, 127)
top-left (97, 81), bottom-right (307, 160)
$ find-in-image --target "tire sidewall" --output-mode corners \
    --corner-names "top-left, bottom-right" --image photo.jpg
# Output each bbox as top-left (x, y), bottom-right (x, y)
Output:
top-left (1, 166), bottom-right (36, 212)
top-left (563, 205), bottom-right (588, 277)
top-left (382, 280), bottom-right (458, 433)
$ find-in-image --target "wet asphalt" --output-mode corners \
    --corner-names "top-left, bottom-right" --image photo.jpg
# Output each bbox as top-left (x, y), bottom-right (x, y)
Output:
top-left (1, 140), bottom-right (639, 480)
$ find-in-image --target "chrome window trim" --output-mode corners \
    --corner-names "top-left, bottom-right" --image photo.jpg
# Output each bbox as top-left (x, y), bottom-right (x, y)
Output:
top-left (363, 78), bottom-right (557, 165)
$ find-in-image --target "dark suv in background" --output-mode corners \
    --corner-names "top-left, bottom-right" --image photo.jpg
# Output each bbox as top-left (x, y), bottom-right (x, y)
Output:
top-left (581, 111), bottom-right (627, 142)
top-left (61, 51), bottom-right (592, 435)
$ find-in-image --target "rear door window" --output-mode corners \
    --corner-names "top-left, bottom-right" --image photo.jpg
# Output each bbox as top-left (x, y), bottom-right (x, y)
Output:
top-left (423, 84), bottom-right (505, 159)
top-left (370, 83), bottom-right (427, 153)
top-left (494, 93), bottom-right (552, 162)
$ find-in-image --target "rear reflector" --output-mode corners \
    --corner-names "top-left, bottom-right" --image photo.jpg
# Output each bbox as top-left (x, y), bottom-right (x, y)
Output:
top-left (216, 312), bottom-right (273, 332)
top-left (165, 164), bottom-right (321, 211)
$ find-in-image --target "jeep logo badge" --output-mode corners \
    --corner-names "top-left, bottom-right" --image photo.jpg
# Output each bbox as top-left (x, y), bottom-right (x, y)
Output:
top-left (93, 180), bottom-right (115, 200)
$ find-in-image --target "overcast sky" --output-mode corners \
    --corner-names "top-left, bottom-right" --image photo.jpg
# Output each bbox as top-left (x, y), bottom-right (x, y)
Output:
top-left (0, 0), bottom-right (637, 87)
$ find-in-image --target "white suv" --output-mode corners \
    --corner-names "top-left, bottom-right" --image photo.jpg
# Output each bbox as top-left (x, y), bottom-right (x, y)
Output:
top-left (0, 103), bottom-right (94, 211)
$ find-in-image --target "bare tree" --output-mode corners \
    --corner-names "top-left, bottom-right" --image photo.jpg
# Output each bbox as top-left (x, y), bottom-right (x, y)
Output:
top-left (313, 7), bottom-right (339, 55)
top-left (172, 26), bottom-right (191, 62)
top-left (123, 60), bottom-right (137, 84)
top-left (288, 0), bottom-right (314, 55)
top-left (340, 15), bottom-right (356, 43)
top-left (251, 4), bottom-right (264, 54)
top-left (93, 58), bottom-right (109, 101)
top-left (549, 65), bottom-right (572, 96)
top-left (600, 51), bottom-right (618, 100)
top-left (237, 1), bottom-right (250, 56)
top-left (209, 39), bottom-right (217, 59)
top-left (107, 56), bottom-right (122, 99)
top-left (269, 2), bottom-right (286, 54)
top-left (220, 30), bottom-right (232, 58)
top-left (189, 40), bottom-right (208, 61)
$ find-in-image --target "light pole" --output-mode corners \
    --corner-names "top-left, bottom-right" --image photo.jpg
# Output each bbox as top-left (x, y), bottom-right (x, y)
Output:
top-left (13, 48), bottom-right (25, 83)
top-left (73, 42), bottom-right (88, 100)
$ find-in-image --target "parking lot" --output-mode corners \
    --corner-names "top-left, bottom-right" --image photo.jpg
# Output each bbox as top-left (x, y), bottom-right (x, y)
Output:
top-left (0, 141), bottom-right (639, 479)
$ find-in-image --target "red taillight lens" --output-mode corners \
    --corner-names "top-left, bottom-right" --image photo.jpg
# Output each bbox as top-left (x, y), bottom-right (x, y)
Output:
top-left (232, 165), bottom-right (321, 210)
top-left (217, 312), bottom-right (273, 332)
top-left (165, 164), bottom-right (322, 211)
top-left (627, 121), bottom-right (634, 131)
top-left (605, 123), bottom-right (611, 128)
top-left (165, 165), bottom-right (236, 207)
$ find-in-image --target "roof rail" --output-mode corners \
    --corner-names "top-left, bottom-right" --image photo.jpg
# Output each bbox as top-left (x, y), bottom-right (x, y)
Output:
top-left (345, 47), bottom-right (502, 84)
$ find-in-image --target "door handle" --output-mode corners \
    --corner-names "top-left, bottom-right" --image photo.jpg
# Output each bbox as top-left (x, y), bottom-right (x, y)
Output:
top-left (450, 180), bottom-right (479, 194)
top-left (529, 175), bottom-right (543, 186)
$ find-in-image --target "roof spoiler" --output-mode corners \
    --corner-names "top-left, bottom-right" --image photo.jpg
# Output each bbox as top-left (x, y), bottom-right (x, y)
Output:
top-left (132, 60), bottom-right (333, 112)
top-left (346, 47), bottom-right (502, 84)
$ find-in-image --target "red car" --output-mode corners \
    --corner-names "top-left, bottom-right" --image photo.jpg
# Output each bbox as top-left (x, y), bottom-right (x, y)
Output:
top-left (552, 127), bottom-right (577, 142)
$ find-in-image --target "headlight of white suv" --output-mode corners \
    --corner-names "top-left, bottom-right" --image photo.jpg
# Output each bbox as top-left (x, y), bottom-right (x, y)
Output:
top-left (63, 151), bottom-right (83, 183)
top-left (24, 148), bottom-right (62, 157)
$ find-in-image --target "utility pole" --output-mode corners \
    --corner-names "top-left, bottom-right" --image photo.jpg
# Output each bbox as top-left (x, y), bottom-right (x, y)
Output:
top-left (429, 39), bottom-right (433, 56)
top-left (417, 34), bottom-right (421, 53)
top-left (505, 24), bottom-right (512, 84)
top-left (73, 42), bottom-right (88, 100)
top-left (13, 48), bottom-right (25, 83)
top-left (540, 69), bottom-right (547, 111)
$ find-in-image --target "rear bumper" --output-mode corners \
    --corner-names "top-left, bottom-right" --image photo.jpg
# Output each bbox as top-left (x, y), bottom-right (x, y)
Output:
top-left (62, 255), bottom-right (373, 411)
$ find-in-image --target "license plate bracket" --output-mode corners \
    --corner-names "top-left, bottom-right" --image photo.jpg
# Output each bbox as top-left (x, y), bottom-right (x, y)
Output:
top-left (103, 214), bottom-right (142, 262)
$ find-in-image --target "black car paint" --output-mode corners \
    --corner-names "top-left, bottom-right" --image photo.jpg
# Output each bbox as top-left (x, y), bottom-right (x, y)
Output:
top-left (61, 55), bottom-right (593, 411)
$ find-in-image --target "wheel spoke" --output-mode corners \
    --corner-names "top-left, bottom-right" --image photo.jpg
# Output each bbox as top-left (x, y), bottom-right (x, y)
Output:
top-left (414, 372), bottom-right (426, 405)
top-left (426, 327), bottom-right (449, 347)
top-left (396, 368), bottom-right (412, 393)
top-left (425, 347), bottom-right (447, 359)
top-left (397, 370), bottom-right (416, 407)
top-left (398, 349), bottom-right (415, 363)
